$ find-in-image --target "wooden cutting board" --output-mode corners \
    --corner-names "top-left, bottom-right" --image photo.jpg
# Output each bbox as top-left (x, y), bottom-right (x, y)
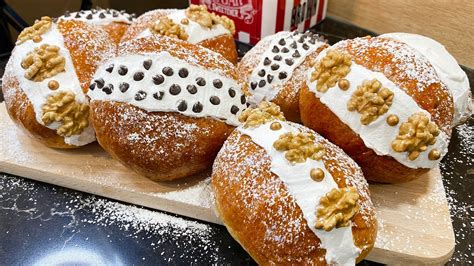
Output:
top-left (0, 103), bottom-right (454, 265)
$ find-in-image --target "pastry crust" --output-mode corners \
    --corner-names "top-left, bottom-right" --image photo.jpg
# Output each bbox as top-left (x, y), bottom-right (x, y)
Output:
top-left (238, 33), bottom-right (328, 122)
top-left (121, 9), bottom-right (238, 64)
top-left (212, 123), bottom-right (377, 264)
top-left (102, 22), bottom-right (130, 46)
top-left (299, 36), bottom-right (454, 183)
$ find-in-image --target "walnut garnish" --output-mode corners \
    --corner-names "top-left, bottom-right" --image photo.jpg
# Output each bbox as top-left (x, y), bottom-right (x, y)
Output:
top-left (270, 121), bottom-right (282, 131)
top-left (42, 91), bottom-right (90, 137)
top-left (21, 44), bottom-right (65, 82)
top-left (310, 168), bottom-right (325, 181)
top-left (386, 114), bottom-right (399, 126)
top-left (48, 80), bottom-right (59, 90)
top-left (238, 101), bottom-right (285, 128)
top-left (338, 79), bottom-right (350, 90)
top-left (273, 132), bottom-right (326, 163)
top-left (150, 17), bottom-right (189, 41)
top-left (310, 50), bottom-right (352, 93)
top-left (315, 186), bottom-right (359, 232)
top-left (347, 79), bottom-right (394, 125)
top-left (17, 16), bottom-right (52, 45)
top-left (391, 112), bottom-right (440, 161)
top-left (185, 5), bottom-right (236, 34)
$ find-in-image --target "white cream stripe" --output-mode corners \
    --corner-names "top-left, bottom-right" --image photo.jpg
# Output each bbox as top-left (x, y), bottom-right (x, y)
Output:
top-left (238, 121), bottom-right (360, 266)
top-left (306, 49), bottom-right (449, 169)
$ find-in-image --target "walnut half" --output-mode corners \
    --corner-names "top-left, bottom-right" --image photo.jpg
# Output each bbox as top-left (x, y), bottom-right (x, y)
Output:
top-left (239, 101), bottom-right (285, 128)
top-left (273, 132), bottom-right (326, 163)
top-left (185, 5), bottom-right (236, 34)
top-left (16, 16), bottom-right (52, 45)
top-left (310, 50), bottom-right (352, 93)
top-left (150, 17), bottom-right (189, 41)
top-left (42, 91), bottom-right (90, 137)
top-left (315, 186), bottom-right (359, 232)
top-left (21, 44), bottom-right (65, 82)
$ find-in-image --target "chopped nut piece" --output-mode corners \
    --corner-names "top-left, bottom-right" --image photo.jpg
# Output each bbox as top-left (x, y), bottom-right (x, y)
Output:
top-left (21, 44), bottom-right (65, 82)
top-left (42, 91), bottom-right (90, 137)
top-left (310, 168), bottom-right (325, 181)
top-left (239, 101), bottom-right (285, 128)
top-left (310, 50), bottom-right (352, 93)
top-left (428, 149), bottom-right (441, 161)
top-left (270, 121), bottom-right (282, 131)
top-left (315, 186), bottom-right (359, 231)
top-left (386, 114), bottom-right (399, 126)
top-left (391, 112), bottom-right (440, 160)
top-left (347, 79), bottom-right (394, 125)
top-left (17, 16), bottom-right (52, 45)
top-left (273, 132), bottom-right (326, 163)
top-left (150, 17), bottom-right (188, 41)
top-left (185, 5), bottom-right (235, 34)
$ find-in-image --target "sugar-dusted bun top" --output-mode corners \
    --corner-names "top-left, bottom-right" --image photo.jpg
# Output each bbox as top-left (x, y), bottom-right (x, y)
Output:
top-left (380, 32), bottom-right (472, 125)
top-left (305, 36), bottom-right (454, 169)
top-left (239, 31), bottom-right (327, 105)
top-left (3, 17), bottom-right (114, 146)
top-left (130, 5), bottom-right (234, 44)
top-left (87, 35), bottom-right (247, 126)
top-left (58, 7), bottom-right (136, 25)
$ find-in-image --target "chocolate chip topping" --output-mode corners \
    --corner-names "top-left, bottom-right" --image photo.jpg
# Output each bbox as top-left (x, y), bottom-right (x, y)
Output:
top-left (228, 88), bottom-right (236, 97)
top-left (178, 68), bottom-right (189, 78)
top-left (298, 36), bottom-right (304, 43)
top-left (153, 74), bottom-right (164, 85)
top-left (169, 84), bottom-right (181, 95)
top-left (75, 13), bottom-right (81, 18)
top-left (134, 90), bottom-right (147, 101)
top-left (210, 96), bottom-right (220, 105)
top-left (273, 55), bottom-right (282, 61)
top-left (309, 38), bottom-right (316, 44)
top-left (290, 41), bottom-right (297, 49)
top-left (112, 12), bottom-right (118, 17)
top-left (186, 85), bottom-right (197, 94)
top-left (119, 82), bottom-right (129, 92)
top-left (86, 14), bottom-right (93, 19)
top-left (230, 105), bottom-right (239, 114)
top-left (105, 64), bottom-right (114, 73)
top-left (95, 78), bottom-right (104, 88)
top-left (102, 86), bottom-right (113, 95)
top-left (133, 71), bottom-right (144, 81)
top-left (213, 79), bottom-right (223, 89)
top-left (64, 11), bottom-right (71, 17)
top-left (263, 57), bottom-right (271, 66)
top-left (162, 67), bottom-right (173, 76)
top-left (250, 82), bottom-right (257, 90)
top-left (302, 43), bottom-right (309, 50)
top-left (272, 46), bottom-right (280, 53)
top-left (267, 74), bottom-right (274, 83)
top-left (292, 50), bottom-right (301, 58)
top-left (177, 100), bottom-right (187, 111)
top-left (241, 94), bottom-right (246, 104)
top-left (118, 65), bottom-right (128, 75)
top-left (281, 47), bottom-right (289, 53)
top-left (285, 58), bottom-right (294, 66)
top-left (143, 60), bottom-right (152, 70)
top-left (271, 64), bottom-right (280, 71)
top-left (278, 39), bottom-right (286, 45)
top-left (153, 91), bottom-right (164, 100)
top-left (89, 83), bottom-right (96, 91)
top-left (196, 77), bottom-right (206, 86)
top-left (258, 80), bottom-right (266, 87)
top-left (99, 13), bottom-right (106, 19)
top-left (258, 69), bottom-right (266, 77)
top-left (193, 102), bottom-right (203, 113)
top-left (279, 72), bottom-right (288, 79)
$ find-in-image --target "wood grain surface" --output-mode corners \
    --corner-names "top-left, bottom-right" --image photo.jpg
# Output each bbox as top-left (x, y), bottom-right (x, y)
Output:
top-left (327, 0), bottom-right (474, 68)
top-left (0, 103), bottom-right (455, 264)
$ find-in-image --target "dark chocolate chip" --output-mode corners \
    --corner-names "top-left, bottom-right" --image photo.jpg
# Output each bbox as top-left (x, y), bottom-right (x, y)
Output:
top-left (196, 77), bottom-right (206, 86)
top-left (79, 10), bottom-right (85, 14)
top-left (102, 86), bottom-right (113, 95)
top-left (75, 13), bottom-right (81, 18)
top-left (210, 96), bottom-right (220, 105)
top-left (177, 100), bottom-right (187, 111)
top-left (64, 11), bottom-right (71, 17)
top-left (272, 46), bottom-right (280, 53)
top-left (193, 102), bottom-right (203, 113)
top-left (213, 79), bottom-right (223, 89)
top-left (240, 94), bottom-right (246, 104)
top-left (302, 43), bottom-right (309, 50)
top-left (186, 85), bottom-right (197, 94)
top-left (290, 41), bottom-right (297, 49)
top-left (169, 84), bottom-right (181, 95)
top-left (134, 90), bottom-right (147, 101)
top-left (95, 78), bottom-right (104, 88)
top-left (278, 38), bottom-right (286, 46)
top-left (143, 60), bottom-right (152, 70)
top-left (309, 38), bottom-right (316, 44)
top-left (230, 105), bottom-right (239, 114)
top-left (133, 71), bottom-right (144, 81)
top-left (228, 88), bottom-right (236, 97)
top-left (105, 64), bottom-right (114, 73)
top-left (250, 81), bottom-right (257, 90)
top-left (119, 82), bottom-right (129, 92)
top-left (153, 91), bottom-right (164, 100)
top-left (298, 36), bottom-right (304, 43)
top-left (112, 12), bottom-right (118, 17)
top-left (273, 55), bottom-right (282, 61)
top-left (99, 13), bottom-right (106, 18)
top-left (263, 57), bottom-right (271, 66)
top-left (292, 50), bottom-right (301, 58)
top-left (118, 65), bottom-right (128, 75)
top-left (285, 58), bottom-right (294, 66)
top-left (162, 67), bottom-right (173, 76)
top-left (258, 80), bottom-right (266, 87)
top-left (152, 74), bottom-right (164, 85)
top-left (89, 83), bottom-right (96, 91)
top-left (279, 72), bottom-right (288, 79)
top-left (271, 64), bottom-right (280, 71)
top-left (178, 68), bottom-right (189, 78)
top-left (267, 74), bottom-right (274, 83)
top-left (258, 69), bottom-right (266, 77)
top-left (281, 47), bottom-right (289, 53)
top-left (86, 14), bottom-right (93, 19)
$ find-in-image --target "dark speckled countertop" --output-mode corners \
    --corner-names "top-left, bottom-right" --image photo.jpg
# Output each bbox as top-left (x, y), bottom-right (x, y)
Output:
top-left (0, 17), bottom-right (472, 265)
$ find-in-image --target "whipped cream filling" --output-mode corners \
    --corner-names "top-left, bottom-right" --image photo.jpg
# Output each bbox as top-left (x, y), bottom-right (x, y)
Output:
top-left (137, 9), bottom-right (230, 44)
top-left (247, 31), bottom-right (326, 105)
top-left (9, 24), bottom-right (95, 146)
top-left (238, 121), bottom-right (360, 266)
top-left (380, 33), bottom-right (472, 125)
top-left (306, 49), bottom-right (449, 169)
top-left (59, 9), bottom-right (135, 25)
top-left (88, 52), bottom-right (246, 126)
